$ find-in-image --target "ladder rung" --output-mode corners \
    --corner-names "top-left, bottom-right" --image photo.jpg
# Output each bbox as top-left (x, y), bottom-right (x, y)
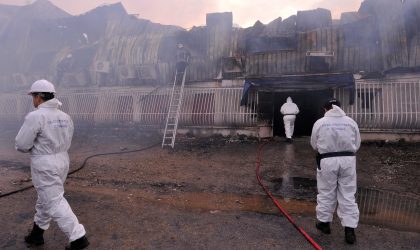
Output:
top-left (163, 70), bottom-right (186, 148)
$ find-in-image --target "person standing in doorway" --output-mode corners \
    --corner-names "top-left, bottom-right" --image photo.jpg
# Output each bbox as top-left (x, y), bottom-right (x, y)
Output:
top-left (15, 79), bottom-right (89, 250)
top-left (280, 96), bottom-right (299, 142)
top-left (310, 98), bottom-right (361, 244)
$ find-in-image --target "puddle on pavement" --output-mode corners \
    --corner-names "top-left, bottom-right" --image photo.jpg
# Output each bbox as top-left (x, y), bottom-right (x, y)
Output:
top-left (271, 177), bottom-right (317, 201)
top-left (357, 187), bottom-right (420, 232)
top-left (268, 176), bottom-right (420, 232)
top-left (70, 176), bottom-right (420, 233)
top-left (0, 160), bottom-right (28, 171)
top-left (261, 142), bottom-right (419, 232)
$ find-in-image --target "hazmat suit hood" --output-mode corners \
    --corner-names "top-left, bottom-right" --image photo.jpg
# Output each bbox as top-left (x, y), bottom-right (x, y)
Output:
top-left (37, 98), bottom-right (62, 109)
top-left (311, 103), bottom-right (360, 154)
top-left (280, 97), bottom-right (299, 115)
top-left (325, 105), bottom-right (346, 117)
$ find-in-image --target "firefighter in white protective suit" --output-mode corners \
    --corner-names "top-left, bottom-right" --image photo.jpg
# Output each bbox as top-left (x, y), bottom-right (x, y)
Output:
top-left (310, 98), bottom-right (361, 244)
top-left (15, 79), bottom-right (89, 250)
top-left (280, 96), bottom-right (299, 142)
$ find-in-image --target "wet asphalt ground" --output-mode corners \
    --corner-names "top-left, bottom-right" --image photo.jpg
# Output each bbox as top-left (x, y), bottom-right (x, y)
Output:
top-left (0, 128), bottom-right (419, 249)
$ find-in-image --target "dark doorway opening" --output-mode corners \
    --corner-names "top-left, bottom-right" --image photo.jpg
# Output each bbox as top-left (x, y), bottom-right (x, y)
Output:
top-left (258, 90), bottom-right (333, 137)
top-left (274, 90), bottom-right (333, 136)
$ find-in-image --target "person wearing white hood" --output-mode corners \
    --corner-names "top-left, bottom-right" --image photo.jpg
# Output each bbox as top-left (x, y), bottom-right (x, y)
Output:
top-left (15, 80), bottom-right (89, 250)
top-left (310, 98), bottom-right (361, 244)
top-left (280, 96), bottom-right (299, 142)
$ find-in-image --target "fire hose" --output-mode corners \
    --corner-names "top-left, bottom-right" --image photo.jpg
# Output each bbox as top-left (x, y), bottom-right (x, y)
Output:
top-left (256, 141), bottom-right (322, 250)
top-left (0, 142), bottom-right (159, 199)
top-left (0, 129), bottom-right (322, 248)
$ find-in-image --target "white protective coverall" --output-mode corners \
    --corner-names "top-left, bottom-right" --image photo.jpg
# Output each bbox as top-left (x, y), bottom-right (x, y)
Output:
top-left (280, 97), bottom-right (299, 139)
top-left (15, 98), bottom-right (86, 242)
top-left (310, 105), bottom-right (361, 228)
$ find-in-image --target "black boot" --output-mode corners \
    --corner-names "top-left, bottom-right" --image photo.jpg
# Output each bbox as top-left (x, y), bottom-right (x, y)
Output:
top-left (65, 235), bottom-right (89, 250)
top-left (24, 223), bottom-right (45, 246)
top-left (345, 227), bottom-right (356, 244)
top-left (315, 220), bottom-right (331, 234)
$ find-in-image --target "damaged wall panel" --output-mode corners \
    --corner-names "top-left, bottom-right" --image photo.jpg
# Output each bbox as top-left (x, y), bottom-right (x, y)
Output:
top-left (1, 0), bottom-right (420, 92)
top-left (359, 0), bottom-right (409, 70)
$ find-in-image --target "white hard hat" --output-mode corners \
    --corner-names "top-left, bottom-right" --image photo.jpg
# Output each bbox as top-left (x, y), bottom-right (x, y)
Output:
top-left (28, 79), bottom-right (56, 94)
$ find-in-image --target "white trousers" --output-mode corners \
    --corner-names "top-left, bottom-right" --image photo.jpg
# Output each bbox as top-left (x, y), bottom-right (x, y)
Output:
top-left (283, 115), bottom-right (296, 139)
top-left (316, 156), bottom-right (359, 228)
top-left (31, 153), bottom-right (86, 242)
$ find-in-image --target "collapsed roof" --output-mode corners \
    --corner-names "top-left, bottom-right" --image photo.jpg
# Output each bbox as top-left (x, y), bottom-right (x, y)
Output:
top-left (0, 0), bottom-right (419, 92)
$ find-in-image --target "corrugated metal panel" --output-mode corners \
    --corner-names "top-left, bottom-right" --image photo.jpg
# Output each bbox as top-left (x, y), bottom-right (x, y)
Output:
top-left (243, 17), bottom-right (409, 78)
top-left (363, 0), bottom-right (409, 70)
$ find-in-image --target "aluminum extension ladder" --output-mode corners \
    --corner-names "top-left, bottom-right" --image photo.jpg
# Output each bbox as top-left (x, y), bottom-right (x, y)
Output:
top-left (162, 67), bottom-right (187, 148)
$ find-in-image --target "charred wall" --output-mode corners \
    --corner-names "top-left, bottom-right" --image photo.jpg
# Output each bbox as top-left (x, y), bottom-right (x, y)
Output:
top-left (0, 0), bottom-right (419, 92)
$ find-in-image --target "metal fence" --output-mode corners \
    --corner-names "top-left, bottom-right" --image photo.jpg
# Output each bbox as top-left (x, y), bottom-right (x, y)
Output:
top-left (357, 188), bottom-right (420, 232)
top-left (1, 81), bottom-right (419, 131)
top-left (0, 87), bottom-right (258, 128)
top-left (336, 80), bottom-right (420, 131)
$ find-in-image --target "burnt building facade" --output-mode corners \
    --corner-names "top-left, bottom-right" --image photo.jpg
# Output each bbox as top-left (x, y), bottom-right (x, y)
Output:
top-left (0, 0), bottom-right (419, 138)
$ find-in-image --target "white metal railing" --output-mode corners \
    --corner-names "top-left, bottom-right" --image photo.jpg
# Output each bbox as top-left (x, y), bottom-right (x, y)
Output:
top-left (180, 88), bottom-right (258, 126)
top-left (0, 87), bottom-right (258, 128)
top-left (357, 187), bottom-right (420, 232)
top-left (2, 81), bottom-right (418, 131)
top-left (336, 80), bottom-right (420, 131)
